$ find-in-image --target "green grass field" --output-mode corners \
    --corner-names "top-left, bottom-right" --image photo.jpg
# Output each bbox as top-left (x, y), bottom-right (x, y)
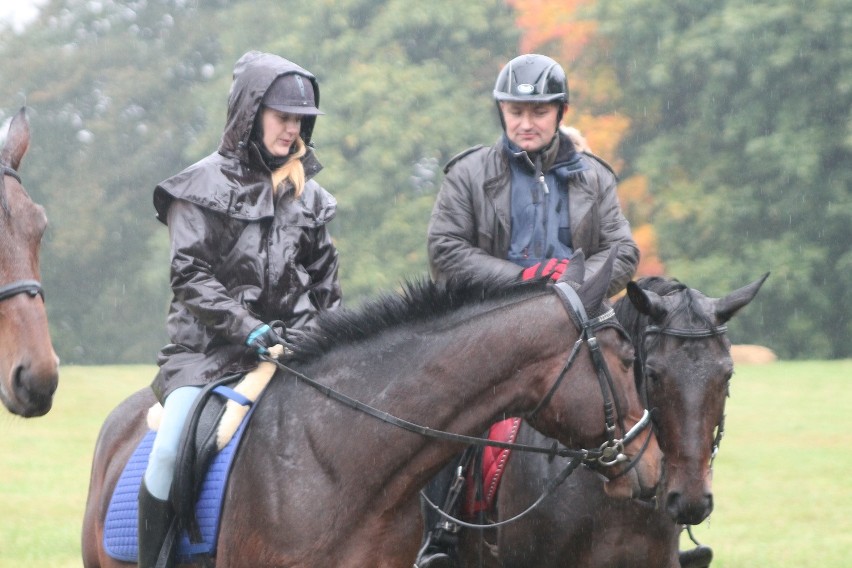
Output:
top-left (1, 360), bottom-right (850, 567)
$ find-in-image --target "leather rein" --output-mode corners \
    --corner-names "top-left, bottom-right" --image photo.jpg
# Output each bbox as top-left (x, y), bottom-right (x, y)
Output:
top-left (262, 281), bottom-right (652, 463)
top-left (261, 281), bottom-right (655, 530)
top-left (0, 166), bottom-right (45, 304)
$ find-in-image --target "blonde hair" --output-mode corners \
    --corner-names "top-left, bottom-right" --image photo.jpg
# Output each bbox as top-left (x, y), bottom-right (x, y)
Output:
top-left (271, 136), bottom-right (308, 197)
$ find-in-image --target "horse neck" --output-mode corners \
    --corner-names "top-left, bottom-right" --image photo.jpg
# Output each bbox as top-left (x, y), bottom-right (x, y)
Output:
top-left (276, 292), bottom-right (573, 490)
top-left (409, 293), bottom-right (570, 430)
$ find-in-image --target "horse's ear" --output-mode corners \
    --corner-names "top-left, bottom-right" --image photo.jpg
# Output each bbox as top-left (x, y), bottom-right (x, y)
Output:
top-left (577, 245), bottom-right (617, 310)
top-left (627, 281), bottom-right (667, 323)
top-left (714, 272), bottom-right (769, 323)
top-left (0, 107), bottom-right (30, 171)
top-left (558, 249), bottom-right (586, 285)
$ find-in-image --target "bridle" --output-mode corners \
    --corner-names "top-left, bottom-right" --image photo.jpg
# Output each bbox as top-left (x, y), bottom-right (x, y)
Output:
top-left (526, 281), bottom-right (650, 466)
top-left (638, 293), bottom-right (730, 543)
top-left (261, 280), bottom-right (654, 529)
top-left (0, 279), bottom-right (44, 303)
top-left (0, 166), bottom-right (45, 305)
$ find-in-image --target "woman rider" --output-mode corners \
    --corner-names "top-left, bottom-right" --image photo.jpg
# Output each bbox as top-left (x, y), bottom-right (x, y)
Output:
top-left (138, 51), bottom-right (342, 568)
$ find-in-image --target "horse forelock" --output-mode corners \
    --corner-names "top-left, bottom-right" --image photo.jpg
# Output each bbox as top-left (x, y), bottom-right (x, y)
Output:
top-left (287, 276), bottom-right (551, 362)
top-left (616, 277), bottom-right (725, 360)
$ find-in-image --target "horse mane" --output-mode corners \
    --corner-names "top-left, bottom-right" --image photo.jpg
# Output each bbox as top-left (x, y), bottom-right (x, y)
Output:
top-left (287, 275), bottom-right (551, 362)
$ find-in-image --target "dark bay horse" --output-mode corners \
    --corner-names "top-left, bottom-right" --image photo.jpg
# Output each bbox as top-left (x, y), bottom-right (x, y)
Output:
top-left (82, 253), bottom-right (662, 567)
top-left (459, 274), bottom-right (768, 568)
top-left (0, 107), bottom-right (58, 417)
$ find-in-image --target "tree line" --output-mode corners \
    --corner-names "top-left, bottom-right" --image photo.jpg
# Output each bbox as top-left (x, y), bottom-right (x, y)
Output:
top-left (0, 0), bottom-right (847, 363)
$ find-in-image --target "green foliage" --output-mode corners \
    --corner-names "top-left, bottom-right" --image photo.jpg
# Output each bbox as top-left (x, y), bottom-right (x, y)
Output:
top-left (597, 0), bottom-right (852, 358)
top-left (0, 0), bottom-right (517, 363)
top-left (7, 0), bottom-right (844, 362)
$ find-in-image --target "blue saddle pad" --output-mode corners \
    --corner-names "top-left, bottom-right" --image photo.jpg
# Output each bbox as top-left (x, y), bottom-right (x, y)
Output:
top-left (103, 403), bottom-right (256, 563)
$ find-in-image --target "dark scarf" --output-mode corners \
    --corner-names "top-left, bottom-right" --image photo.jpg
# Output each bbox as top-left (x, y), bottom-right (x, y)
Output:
top-left (255, 140), bottom-right (294, 171)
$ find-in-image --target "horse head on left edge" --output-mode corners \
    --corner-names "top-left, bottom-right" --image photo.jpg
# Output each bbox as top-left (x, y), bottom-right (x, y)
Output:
top-left (0, 107), bottom-right (59, 417)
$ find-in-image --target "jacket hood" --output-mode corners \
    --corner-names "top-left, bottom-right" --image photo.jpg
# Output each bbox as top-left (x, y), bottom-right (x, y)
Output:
top-left (220, 51), bottom-right (322, 162)
top-left (154, 52), bottom-right (328, 224)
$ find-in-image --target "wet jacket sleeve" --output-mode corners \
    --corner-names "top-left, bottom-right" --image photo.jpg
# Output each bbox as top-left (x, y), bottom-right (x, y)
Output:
top-left (166, 200), bottom-right (263, 344)
top-left (304, 223), bottom-right (342, 313)
top-left (582, 168), bottom-right (639, 296)
top-left (427, 161), bottom-right (520, 284)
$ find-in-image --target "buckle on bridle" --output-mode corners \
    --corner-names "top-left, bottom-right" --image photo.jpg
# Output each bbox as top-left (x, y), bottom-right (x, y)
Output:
top-left (597, 439), bottom-right (627, 466)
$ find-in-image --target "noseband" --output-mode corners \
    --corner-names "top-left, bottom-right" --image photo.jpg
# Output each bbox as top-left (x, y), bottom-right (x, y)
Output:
top-left (0, 280), bottom-right (44, 303)
top-left (0, 166), bottom-right (45, 305)
top-left (1, 165), bottom-right (21, 184)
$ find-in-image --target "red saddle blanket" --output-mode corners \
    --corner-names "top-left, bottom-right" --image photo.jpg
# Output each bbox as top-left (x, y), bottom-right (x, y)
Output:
top-left (463, 417), bottom-right (522, 517)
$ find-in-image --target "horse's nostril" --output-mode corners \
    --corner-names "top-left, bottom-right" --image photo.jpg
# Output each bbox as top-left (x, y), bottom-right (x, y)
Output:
top-left (665, 491), bottom-right (681, 517)
top-left (12, 365), bottom-right (24, 393)
top-left (667, 490), bottom-right (714, 525)
top-left (11, 363), bottom-right (56, 417)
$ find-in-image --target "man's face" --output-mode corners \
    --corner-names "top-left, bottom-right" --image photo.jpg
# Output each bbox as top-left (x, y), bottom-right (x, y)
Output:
top-left (500, 101), bottom-right (566, 153)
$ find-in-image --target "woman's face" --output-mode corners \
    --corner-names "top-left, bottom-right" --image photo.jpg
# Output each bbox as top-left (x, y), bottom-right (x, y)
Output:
top-left (260, 107), bottom-right (302, 156)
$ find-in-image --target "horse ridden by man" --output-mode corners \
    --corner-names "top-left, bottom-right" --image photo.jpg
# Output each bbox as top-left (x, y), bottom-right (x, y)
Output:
top-left (454, 275), bottom-right (768, 568)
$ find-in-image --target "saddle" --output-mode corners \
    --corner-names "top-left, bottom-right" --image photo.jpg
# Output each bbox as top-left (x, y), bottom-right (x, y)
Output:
top-left (103, 347), bottom-right (282, 564)
top-left (462, 417), bottom-right (522, 518)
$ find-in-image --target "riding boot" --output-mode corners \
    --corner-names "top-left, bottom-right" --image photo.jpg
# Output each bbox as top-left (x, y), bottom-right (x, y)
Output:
top-left (679, 544), bottom-right (713, 568)
top-left (414, 530), bottom-right (458, 568)
top-left (138, 480), bottom-right (176, 568)
top-left (415, 455), bottom-right (468, 568)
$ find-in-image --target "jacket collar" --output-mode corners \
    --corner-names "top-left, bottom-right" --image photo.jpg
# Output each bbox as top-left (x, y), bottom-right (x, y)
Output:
top-left (502, 131), bottom-right (586, 179)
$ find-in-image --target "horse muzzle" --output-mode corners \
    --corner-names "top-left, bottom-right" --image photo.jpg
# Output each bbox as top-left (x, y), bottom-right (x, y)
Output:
top-left (1, 356), bottom-right (59, 417)
top-left (664, 481), bottom-right (714, 525)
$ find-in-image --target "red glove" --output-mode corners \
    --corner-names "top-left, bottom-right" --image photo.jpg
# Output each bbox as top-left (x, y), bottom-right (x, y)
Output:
top-left (521, 258), bottom-right (570, 281)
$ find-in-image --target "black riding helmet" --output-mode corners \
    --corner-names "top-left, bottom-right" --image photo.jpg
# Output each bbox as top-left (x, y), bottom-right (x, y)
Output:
top-left (259, 72), bottom-right (324, 145)
top-left (251, 72), bottom-right (325, 169)
top-left (493, 54), bottom-right (569, 129)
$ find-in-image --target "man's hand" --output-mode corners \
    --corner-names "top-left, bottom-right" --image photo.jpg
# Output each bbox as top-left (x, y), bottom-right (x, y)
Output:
top-left (521, 258), bottom-right (570, 281)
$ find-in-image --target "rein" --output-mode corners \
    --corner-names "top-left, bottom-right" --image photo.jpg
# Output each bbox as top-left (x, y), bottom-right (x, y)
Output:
top-left (262, 280), bottom-right (655, 530)
top-left (262, 354), bottom-right (650, 461)
top-left (262, 281), bottom-right (651, 461)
